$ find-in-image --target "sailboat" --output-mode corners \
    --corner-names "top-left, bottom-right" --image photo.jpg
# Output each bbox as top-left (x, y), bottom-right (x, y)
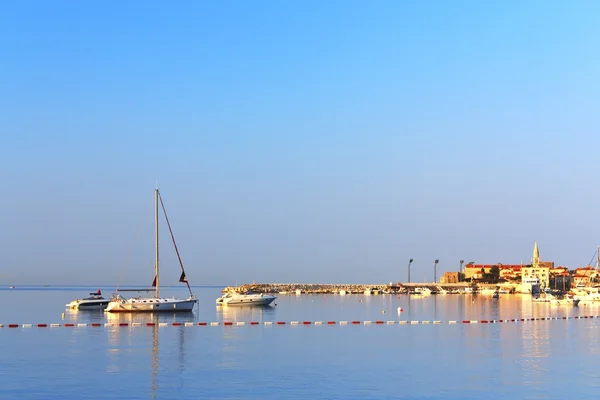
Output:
top-left (105, 188), bottom-right (198, 313)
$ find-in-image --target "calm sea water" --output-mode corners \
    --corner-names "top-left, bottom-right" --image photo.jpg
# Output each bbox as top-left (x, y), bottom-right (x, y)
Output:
top-left (2, 286), bottom-right (600, 399)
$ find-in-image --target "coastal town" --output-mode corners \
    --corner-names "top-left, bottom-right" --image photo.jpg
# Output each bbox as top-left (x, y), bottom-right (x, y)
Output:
top-left (225, 242), bottom-right (600, 297)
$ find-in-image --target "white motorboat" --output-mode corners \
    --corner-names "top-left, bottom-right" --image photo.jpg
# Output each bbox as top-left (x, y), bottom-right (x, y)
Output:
top-left (412, 287), bottom-right (432, 296)
top-left (66, 289), bottom-right (110, 310)
top-left (216, 289), bottom-right (277, 306)
top-left (572, 288), bottom-right (600, 305)
top-left (533, 293), bottom-right (580, 306)
top-left (550, 295), bottom-right (580, 306)
top-left (105, 188), bottom-right (197, 313)
top-left (532, 295), bottom-right (551, 303)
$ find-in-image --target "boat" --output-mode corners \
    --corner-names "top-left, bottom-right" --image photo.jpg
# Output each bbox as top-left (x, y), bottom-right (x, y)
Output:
top-left (66, 289), bottom-right (109, 310)
top-left (532, 293), bottom-right (580, 306)
top-left (572, 288), bottom-right (600, 305)
top-left (411, 287), bottom-right (432, 296)
top-left (550, 294), bottom-right (580, 306)
top-left (550, 297), bottom-right (580, 306)
top-left (532, 295), bottom-right (551, 303)
top-left (105, 188), bottom-right (198, 313)
top-left (216, 289), bottom-right (277, 306)
top-left (9, 286), bottom-right (14, 289)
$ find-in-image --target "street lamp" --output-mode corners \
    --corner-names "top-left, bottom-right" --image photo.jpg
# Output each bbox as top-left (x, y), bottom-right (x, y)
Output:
top-left (408, 258), bottom-right (413, 283)
top-left (460, 260), bottom-right (464, 282)
top-left (434, 259), bottom-right (439, 283)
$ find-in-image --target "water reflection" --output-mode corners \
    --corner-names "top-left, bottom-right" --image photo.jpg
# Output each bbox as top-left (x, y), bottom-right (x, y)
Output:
top-left (104, 313), bottom-right (190, 400)
top-left (216, 305), bottom-right (276, 322)
top-left (151, 324), bottom-right (159, 400)
top-left (63, 308), bottom-right (107, 324)
top-left (104, 311), bottom-right (196, 325)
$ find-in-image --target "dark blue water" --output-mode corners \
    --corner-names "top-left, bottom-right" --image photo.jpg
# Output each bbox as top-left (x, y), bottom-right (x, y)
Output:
top-left (2, 287), bottom-right (599, 399)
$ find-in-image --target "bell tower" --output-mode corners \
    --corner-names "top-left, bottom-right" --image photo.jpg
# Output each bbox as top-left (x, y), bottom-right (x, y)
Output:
top-left (532, 242), bottom-right (540, 268)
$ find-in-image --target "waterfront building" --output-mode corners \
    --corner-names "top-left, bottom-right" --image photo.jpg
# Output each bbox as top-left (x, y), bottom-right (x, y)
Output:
top-left (463, 264), bottom-right (523, 281)
top-left (550, 266), bottom-right (569, 276)
top-left (572, 266), bottom-right (598, 287)
top-left (440, 272), bottom-right (459, 283)
top-left (521, 242), bottom-right (551, 292)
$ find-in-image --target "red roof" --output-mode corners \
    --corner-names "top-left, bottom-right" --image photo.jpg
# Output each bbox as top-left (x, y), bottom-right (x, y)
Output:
top-left (465, 264), bottom-right (523, 270)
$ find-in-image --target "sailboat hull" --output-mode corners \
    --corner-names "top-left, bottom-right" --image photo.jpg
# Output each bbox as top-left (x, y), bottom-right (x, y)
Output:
top-left (106, 298), bottom-right (197, 313)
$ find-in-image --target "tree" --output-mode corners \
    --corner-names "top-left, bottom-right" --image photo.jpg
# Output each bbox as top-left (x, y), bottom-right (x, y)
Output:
top-left (490, 265), bottom-right (500, 283)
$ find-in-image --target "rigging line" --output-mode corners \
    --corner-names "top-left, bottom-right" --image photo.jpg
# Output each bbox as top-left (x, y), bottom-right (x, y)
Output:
top-left (159, 192), bottom-right (193, 297)
top-left (588, 249), bottom-right (598, 268)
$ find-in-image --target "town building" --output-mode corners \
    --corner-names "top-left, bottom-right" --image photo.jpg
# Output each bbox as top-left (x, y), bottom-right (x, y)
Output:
top-left (463, 264), bottom-right (523, 281)
top-left (440, 272), bottom-right (459, 284)
top-left (521, 242), bottom-right (550, 291)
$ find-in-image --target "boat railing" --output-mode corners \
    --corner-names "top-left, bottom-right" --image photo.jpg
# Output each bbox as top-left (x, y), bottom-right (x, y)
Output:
top-left (110, 293), bottom-right (128, 302)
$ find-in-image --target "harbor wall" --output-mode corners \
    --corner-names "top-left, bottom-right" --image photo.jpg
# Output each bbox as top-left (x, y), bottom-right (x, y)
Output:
top-left (225, 282), bottom-right (521, 295)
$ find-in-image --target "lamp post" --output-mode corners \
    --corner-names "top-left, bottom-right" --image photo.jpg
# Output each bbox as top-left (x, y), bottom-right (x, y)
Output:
top-left (434, 259), bottom-right (439, 283)
top-left (408, 258), bottom-right (413, 283)
top-left (460, 260), bottom-right (464, 281)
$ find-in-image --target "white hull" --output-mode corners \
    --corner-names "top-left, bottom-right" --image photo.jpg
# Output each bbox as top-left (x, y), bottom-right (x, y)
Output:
top-left (106, 297), bottom-right (197, 313)
top-left (412, 288), bottom-right (432, 296)
top-left (216, 293), bottom-right (276, 306)
top-left (550, 298), bottom-right (580, 306)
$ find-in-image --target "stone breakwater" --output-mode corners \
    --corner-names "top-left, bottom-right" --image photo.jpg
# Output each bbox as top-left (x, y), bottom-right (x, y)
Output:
top-left (224, 282), bottom-right (520, 295)
top-left (226, 283), bottom-right (396, 294)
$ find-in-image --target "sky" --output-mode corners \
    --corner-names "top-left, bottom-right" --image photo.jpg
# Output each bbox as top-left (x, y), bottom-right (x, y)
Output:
top-left (1, 1), bottom-right (600, 286)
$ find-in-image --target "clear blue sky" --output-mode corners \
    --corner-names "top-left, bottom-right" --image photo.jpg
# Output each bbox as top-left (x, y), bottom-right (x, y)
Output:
top-left (1, 1), bottom-right (600, 286)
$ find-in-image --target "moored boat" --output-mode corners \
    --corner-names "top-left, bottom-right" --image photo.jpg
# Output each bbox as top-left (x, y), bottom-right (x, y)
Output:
top-left (66, 289), bottom-right (109, 310)
top-left (216, 289), bottom-right (277, 306)
top-left (105, 188), bottom-right (197, 313)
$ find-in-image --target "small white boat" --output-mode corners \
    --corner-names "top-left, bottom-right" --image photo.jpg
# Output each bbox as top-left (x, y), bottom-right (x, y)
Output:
top-left (550, 296), bottom-right (580, 306)
top-left (412, 287), bottom-right (432, 296)
top-left (66, 289), bottom-right (110, 310)
top-left (532, 296), bottom-right (551, 303)
top-left (216, 289), bottom-right (276, 306)
top-left (533, 293), bottom-right (580, 306)
top-left (572, 288), bottom-right (600, 305)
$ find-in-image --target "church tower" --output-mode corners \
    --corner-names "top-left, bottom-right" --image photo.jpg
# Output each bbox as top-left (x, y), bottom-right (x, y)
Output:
top-left (532, 241), bottom-right (540, 268)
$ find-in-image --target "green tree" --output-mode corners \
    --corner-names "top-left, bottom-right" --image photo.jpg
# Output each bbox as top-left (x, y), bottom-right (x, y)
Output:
top-left (490, 265), bottom-right (500, 283)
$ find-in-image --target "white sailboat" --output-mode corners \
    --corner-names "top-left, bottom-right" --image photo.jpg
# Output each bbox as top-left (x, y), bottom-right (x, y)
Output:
top-left (106, 188), bottom-right (198, 313)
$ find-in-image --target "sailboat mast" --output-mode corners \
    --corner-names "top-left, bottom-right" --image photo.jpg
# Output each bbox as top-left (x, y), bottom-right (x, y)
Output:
top-left (155, 188), bottom-right (160, 298)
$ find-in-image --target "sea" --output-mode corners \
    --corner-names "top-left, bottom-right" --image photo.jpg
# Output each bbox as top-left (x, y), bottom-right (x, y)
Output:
top-left (1, 285), bottom-right (600, 399)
